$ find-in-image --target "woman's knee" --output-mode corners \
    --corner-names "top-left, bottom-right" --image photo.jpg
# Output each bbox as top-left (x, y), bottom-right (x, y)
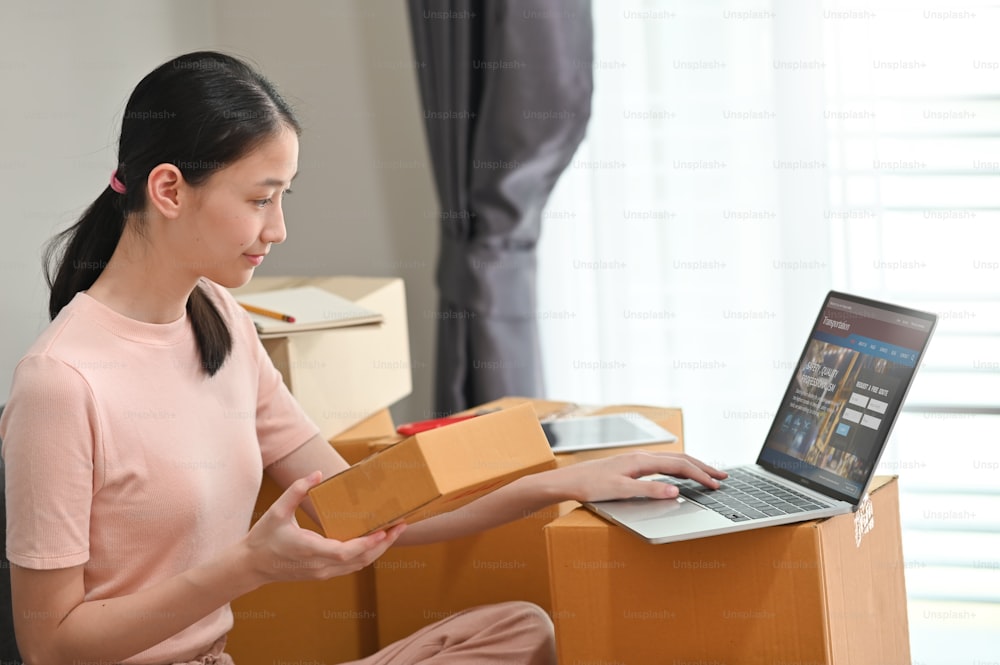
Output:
top-left (484, 601), bottom-right (556, 661)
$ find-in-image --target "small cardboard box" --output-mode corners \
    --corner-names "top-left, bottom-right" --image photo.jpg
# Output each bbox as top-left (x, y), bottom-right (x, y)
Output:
top-left (545, 475), bottom-right (909, 665)
top-left (374, 397), bottom-right (686, 647)
top-left (231, 276), bottom-right (412, 439)
top-left (226, 409), bottom-right (398, 664)
top-left (309, 403), bottom-right (557, 541)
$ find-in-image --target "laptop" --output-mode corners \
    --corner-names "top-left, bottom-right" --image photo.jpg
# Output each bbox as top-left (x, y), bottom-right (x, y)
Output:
top-left (584, 291), bottom-right (937, 544)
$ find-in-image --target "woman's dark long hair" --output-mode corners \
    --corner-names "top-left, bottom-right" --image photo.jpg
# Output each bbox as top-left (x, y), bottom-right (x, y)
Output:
top-left (44, 51), bottom-right (300, 376)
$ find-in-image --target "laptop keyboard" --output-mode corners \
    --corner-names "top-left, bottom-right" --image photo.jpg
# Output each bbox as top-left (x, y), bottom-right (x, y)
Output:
top-left (673, 467), bottom-right (829, 522)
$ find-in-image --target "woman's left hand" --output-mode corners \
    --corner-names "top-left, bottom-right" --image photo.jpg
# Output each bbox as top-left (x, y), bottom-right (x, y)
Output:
top-left (545, 451), bottom-right (729, 503)
top-left (395, 450), bottom-right (728, 546)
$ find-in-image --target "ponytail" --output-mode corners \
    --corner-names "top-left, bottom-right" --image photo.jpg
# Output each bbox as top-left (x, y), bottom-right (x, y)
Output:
top-left (45, 186), bottom-right (125, 319)
top-left (187, 286), bottom-right (232, 376)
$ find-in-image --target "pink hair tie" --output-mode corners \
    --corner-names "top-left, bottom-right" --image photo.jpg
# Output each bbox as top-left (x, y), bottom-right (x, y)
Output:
top-left (109, 169), bottom-right (127, 195)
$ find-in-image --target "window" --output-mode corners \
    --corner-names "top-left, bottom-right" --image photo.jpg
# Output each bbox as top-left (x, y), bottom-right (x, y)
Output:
top-left (823, 0), bottom-right (1000, 658)
top-left (538, 2), bottom-right (1000, 661)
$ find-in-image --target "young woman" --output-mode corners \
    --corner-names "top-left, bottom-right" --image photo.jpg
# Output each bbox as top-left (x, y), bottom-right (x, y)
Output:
top-left (0, 51), bottom-right (726, 665)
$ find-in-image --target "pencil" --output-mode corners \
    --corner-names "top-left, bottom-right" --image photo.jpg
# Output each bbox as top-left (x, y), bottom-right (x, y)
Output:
top-left (238, 302), bottom-right (296, 323)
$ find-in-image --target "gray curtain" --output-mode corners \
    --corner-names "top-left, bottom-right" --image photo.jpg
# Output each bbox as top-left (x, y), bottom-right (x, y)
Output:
top-left (407, 0), bottom-right (594, 413)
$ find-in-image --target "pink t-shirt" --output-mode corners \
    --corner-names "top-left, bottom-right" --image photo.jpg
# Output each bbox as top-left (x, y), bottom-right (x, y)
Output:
top-left (0, 280), bottom-right (320, 664)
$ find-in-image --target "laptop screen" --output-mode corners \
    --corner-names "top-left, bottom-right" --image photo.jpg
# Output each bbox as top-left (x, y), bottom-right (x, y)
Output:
top-left (757, 292), bottom-right (937, 504)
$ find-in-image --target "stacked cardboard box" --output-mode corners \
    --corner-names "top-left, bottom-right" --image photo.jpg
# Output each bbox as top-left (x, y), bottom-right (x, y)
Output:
top-left (226, 409), bottom-right (397, 664)
top-left (226, 275), bottom-right (412, 663)
top-left (230, 276), bottom-right (412, 440)
top-left (227, 403), bottom-right (563, 663)
top-left (372, 397), bottom-right (687, 647)
top-left (545, 475), bottom-right (909, 665)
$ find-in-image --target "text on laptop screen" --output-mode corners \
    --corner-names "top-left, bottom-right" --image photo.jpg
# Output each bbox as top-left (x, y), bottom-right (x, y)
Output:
top-left (758, 294), bottom-right (935, 503)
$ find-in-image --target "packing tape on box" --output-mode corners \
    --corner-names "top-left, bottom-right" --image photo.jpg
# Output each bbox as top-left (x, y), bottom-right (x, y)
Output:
top-left (854, 492), bottom-right (875, 547)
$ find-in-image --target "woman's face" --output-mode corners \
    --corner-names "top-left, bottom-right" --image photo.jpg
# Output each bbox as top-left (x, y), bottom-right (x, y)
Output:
top-left (174, 126), bottom-right (299, 288)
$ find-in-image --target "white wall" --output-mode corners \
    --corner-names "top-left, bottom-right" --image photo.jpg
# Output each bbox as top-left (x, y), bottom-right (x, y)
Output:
top-left (0, 0), bottom-right (215, 396)
top-left (0, 1), bottom-right (439, 425)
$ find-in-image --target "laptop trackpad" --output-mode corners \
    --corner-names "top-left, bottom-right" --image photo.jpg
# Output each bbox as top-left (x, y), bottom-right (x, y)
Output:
top-left (587, 496), bottom-right (732, 537)
top-left (589, 496), bottom-right (726, 523)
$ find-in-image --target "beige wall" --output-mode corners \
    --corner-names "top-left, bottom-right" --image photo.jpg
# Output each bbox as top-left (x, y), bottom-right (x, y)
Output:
top-left (0, 0), bottom-right (215, 397)
top-left (0, 1), bottom-right (439, 425)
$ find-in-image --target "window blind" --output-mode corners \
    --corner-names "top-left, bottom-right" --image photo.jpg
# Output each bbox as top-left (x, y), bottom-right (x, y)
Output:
top-left (822, 0), bottom-right (1000, 607)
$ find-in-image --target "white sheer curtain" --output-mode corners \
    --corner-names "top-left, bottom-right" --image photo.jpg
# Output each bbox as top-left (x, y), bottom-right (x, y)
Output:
top-left (538, 0), bottom-right (830, 467)
top-left (821, 0), bottom-right (1000, 660)
top-left (538, 1), bottom-right (1000, 661)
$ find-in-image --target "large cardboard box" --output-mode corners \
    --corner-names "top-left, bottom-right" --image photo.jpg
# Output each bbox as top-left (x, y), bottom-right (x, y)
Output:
top-left (545, 475), bottom-right (909, 665)
top-left (374, 397), bottom-right (687, 647)
top-left (231, 276), bottom-right (412, 439)
top-left (225, 409), bottom-right (396, 664)
top-left (309, 403), bottom-right (557, 541)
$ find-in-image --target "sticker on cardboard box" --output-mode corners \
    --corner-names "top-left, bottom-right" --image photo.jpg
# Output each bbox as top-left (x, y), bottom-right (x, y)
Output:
top-left (854, 492), bottom-right (875, 548)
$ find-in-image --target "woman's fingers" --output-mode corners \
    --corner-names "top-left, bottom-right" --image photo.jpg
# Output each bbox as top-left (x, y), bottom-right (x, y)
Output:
top-left (266, 470), bottom-right (324, 521)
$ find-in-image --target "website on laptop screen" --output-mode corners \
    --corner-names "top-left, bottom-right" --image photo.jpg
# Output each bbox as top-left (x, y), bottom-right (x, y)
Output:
top-left (758, 294), bottom-right (935, 503)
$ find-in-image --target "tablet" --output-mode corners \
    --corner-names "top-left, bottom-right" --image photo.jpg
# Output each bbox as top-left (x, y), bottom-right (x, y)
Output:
top-left (540, 413), bottom-right (677, 453)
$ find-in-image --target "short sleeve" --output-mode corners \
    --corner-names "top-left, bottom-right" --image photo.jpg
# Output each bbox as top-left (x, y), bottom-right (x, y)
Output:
top-left (252, 337), bottom-right (321, 467)
top-left (1, 355), bottom-right (99, 569)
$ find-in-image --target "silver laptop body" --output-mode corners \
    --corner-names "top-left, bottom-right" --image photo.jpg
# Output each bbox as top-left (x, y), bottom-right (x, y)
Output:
top-left (585, 291), bottom-right (937, 545)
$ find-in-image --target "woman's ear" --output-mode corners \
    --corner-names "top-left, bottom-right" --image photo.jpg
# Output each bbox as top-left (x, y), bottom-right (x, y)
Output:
top-left (146, 164), bottom-right (184, 219)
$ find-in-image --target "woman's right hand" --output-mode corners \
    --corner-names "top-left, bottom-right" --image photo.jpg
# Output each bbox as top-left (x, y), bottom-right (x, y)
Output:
top-left (241, 470), bottom-right (405, 586)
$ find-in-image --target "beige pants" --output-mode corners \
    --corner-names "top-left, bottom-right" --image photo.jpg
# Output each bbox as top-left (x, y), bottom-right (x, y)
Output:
top-left (180, 601), bottom-right (555, 665)
top-left (343, 602), bottom-right (557, 665)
